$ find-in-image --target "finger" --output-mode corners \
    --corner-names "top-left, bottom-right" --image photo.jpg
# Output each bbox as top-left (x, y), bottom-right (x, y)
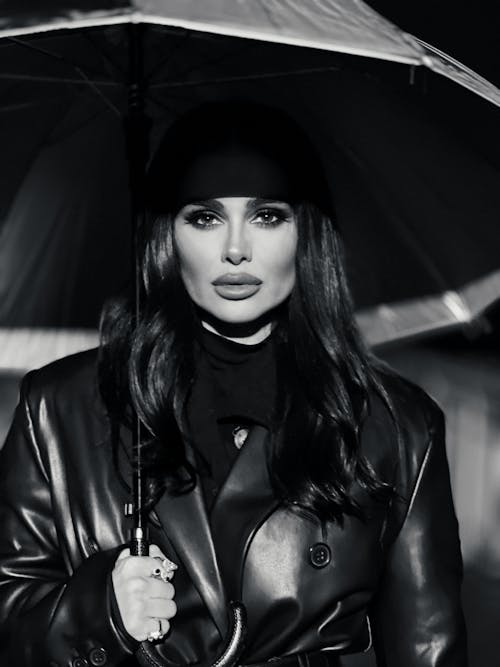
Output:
top-left (137, 617), bottom-right (171, 642)
top-left (144, 598), bottom-right (177, 620)
top-left (149, 544), bottom-right (167, 559)
top-left (120, 556), bottom-right (168, 577)
top-left (117, 544), bottom-right (166, 564)
top-left (151, 565), bottom-right (176, 583)
top-left (146, 578), bottom-right (175, 599)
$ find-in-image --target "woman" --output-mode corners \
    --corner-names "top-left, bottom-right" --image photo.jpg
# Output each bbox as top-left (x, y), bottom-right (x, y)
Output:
top-left (0, 102), bottom-right (466, 666)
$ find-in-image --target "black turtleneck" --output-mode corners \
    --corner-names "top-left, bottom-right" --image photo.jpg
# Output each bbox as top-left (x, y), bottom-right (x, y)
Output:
top-left (186, 326), bottom-right (277, 509)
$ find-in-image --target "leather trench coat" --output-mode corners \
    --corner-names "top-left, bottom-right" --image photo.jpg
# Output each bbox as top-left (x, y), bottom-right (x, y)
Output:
top-left (0, 349), bottom-right (467, 667)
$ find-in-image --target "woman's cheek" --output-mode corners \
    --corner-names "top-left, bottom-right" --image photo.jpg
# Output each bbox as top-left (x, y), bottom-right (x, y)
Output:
top-left (179, 260), bottom-right (211, 305)
top-left (267, 229), bottom-right (297, 295)
top-left (175, 231), bottom-right (216, 300)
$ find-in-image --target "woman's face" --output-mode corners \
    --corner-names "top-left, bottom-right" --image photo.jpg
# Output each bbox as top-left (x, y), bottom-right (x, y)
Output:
top-left (174, 197), bottom-right (297, 327)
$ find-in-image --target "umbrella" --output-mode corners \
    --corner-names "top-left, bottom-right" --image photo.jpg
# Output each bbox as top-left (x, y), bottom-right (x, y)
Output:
top-left (1, 1), bottom-right (500, 363)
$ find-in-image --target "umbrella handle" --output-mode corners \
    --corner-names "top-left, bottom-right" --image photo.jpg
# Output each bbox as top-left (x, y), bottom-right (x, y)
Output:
top-left (129, 530), bottom-right (247, 667)
top-left (135, 601), bottom-right (247, 667)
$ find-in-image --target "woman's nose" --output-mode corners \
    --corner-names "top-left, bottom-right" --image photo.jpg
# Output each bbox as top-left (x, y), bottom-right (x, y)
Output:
top-left (222, 223), bottom-right (252, 264)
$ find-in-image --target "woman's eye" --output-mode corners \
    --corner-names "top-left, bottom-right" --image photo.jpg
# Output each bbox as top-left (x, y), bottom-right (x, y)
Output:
top-left (251, 209), bottom-right (288, 227)
top-left (185, 211), bottom-right (222, 229)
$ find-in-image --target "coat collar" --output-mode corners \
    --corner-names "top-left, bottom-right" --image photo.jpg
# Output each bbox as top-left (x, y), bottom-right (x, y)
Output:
top-left (153, 425), bottom-right (279, 638)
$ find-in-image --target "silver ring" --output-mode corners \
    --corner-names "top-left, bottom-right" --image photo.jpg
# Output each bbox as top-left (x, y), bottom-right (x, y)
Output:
top-left (151, 557), bottom-right (177, 582)
top-left (147, 619), bottom-right (164, 642)
top-left (161, 557), bottom-right (178, 581)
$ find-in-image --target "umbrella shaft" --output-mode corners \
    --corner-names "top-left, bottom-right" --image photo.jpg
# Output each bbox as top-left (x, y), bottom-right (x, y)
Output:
top-left (126, 23), bottom-right (151, 550)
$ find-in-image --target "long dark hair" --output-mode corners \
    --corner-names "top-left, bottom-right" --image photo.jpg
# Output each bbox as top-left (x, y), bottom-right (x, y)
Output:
top-left (99, 102), bottom-right (396, 522)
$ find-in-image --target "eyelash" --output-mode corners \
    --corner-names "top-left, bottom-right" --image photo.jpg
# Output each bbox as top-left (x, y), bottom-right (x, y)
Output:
top-left (252, 209), bottom-right (289, 227)
top-left (185, 208), bottom-right (290, 229)
top-left (185, 211), bottom-right (221, 229)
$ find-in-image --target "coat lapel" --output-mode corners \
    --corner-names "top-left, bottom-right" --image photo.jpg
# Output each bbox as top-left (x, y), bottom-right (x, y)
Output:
top-left (210, 425), bottom-right (280, 602)
top-left (142, 424), bottom-right (279, 637)
top-left (154, 474), bottom-right (229, 638)
top-left (117, 417), bottom-right (228, 637)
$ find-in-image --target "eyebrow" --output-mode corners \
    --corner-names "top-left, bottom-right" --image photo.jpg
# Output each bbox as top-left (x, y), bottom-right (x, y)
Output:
top-left (183, 199), bottom-right (226, 213)
top-left (245, 197), bottom-right (292, 212)
top-left (182, 197), bottom-right (292, 213)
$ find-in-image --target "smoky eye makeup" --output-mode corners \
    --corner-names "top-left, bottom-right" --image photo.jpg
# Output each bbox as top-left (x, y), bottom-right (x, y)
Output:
top-left (248, 200), bottom-right (294, 227)
top-left (183, 208), bottom-right (223, 229)
top-left (250, 207), bottom-right (292, 227)
top-left (177, 198), bottom-right (295, 229)
top-left (175, 199), bottom-right (223, 227)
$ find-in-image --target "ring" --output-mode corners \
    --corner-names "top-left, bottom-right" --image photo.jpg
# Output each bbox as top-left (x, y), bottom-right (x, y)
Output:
top-left (151, 557), bottom-right (178, 582)
top-left (162, 557), bottom-right (178, 581)
top-left (147, 619), bottom-right (164, 642)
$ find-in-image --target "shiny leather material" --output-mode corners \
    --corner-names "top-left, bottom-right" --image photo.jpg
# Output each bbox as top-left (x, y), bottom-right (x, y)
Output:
top-left (246, 649), bottom-right (341, 667)
top-left (0, 350), bottom-right (467, 666)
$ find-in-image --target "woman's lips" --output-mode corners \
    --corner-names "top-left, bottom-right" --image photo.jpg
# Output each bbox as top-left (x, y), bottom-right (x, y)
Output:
top-left (213, 284), bottom-right (261, 299)
top-left (212, 273), bottom-right (262, 300)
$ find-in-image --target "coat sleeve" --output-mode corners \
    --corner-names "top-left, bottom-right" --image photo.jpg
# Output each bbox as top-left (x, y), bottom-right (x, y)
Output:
top-left (0, 374), bottom-right (135, 667)
top-left (370, 404), bottom-right (468, 666)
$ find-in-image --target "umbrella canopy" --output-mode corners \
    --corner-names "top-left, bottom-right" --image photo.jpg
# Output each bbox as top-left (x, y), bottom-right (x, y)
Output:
top-left (2, 0), bottom-right (500, 104)
top-left (1, 1), bottom-right (499, 369)
top-left (0, 0), bottom-right (426, 62)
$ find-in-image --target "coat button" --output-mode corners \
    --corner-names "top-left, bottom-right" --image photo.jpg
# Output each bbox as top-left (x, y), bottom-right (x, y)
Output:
top-left (309, 542), bottom-right (331, 568)
top-left (89, 648), bottom-right (108, 666)
top-left (71, 658), bottom-right (89, 667)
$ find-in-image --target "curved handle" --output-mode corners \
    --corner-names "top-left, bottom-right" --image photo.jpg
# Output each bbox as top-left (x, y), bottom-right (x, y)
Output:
top-left (135, 601), bottom-right (247, 667)
top-left (210, 601), bottom-right (247, 667)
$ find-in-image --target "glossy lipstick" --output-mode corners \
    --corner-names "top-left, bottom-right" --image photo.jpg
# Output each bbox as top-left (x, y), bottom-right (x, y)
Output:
top-left (212, 273), bottom-right (262, 300)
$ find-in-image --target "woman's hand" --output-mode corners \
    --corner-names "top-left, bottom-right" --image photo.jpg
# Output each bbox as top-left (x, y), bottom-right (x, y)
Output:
top-left (112, 544), bottom-right (177, 642)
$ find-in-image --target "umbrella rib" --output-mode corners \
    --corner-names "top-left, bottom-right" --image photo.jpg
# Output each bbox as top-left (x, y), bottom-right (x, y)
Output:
top-left (145, 29), bottom-right (192, 82)
top-left (5, 34), bottom-right (123, 81)
top-left (159, 39), bottom-right (262, 86)
top-left (150, 64), bottom-right (340, 89)
top-left (0, 73), bottom-right (121, 86)
top-left (70, 64), bottom-right (121, 117)
top-left (81, 32), bottom-right (127, 80)
top-left (6, 38), bottom-right (121, 116)
top-left (0, 98), bottom-right (65, 113)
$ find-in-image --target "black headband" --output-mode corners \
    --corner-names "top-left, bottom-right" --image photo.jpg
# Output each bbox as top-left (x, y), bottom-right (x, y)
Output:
top-left (173, 145), bottom-right (298, 208)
